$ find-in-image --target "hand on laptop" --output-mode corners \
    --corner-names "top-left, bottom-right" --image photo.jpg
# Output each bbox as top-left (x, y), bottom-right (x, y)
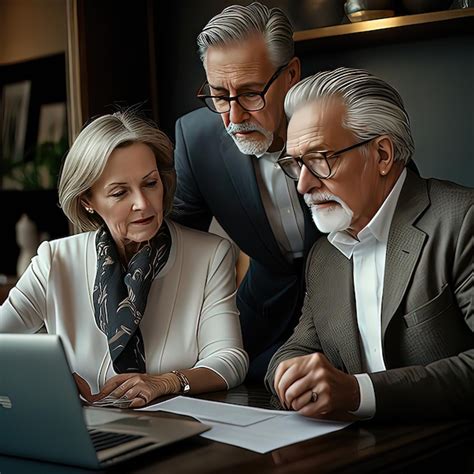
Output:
top-left (73, 373), bottom-right (104, 404)
top-left (73, 372), bottom-right (133, 408)
top-left (95, 372), bottom-right (182, 408)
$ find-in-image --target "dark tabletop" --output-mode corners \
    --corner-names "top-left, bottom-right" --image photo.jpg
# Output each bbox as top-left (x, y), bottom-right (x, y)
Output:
top-left (1, 384), bottom-right (473, 474)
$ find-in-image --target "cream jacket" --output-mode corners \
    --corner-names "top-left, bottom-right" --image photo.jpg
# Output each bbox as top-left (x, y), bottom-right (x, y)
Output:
top-left (0, 220), bottom-right (248, 393)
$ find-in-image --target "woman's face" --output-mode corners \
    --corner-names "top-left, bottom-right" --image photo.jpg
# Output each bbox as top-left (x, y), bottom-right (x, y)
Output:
top-left (84, 142), bottom-right (164, 257)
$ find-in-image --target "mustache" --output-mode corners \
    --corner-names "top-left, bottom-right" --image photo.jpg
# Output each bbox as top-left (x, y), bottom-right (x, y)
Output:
top-left (304, 192), bottom-right (342, 207)
top-left (226, 121), bottom-right (268, 135)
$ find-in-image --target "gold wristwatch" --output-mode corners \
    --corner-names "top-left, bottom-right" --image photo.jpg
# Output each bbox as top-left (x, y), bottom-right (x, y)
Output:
top-left (171, 370), bottom-right (190, 394)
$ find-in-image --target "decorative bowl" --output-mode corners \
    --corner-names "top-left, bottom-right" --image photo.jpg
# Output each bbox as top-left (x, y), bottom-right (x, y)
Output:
top-left (344, 0), bottom-right (396, 22)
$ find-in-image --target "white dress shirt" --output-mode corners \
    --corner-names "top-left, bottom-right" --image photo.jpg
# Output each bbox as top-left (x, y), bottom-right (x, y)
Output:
top-left (254, 149), bottom-right (305, 261)
top-left (328, 169), bottom-right (407, 418)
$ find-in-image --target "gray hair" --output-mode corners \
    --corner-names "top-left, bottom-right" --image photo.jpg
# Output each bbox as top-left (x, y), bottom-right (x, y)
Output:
top-left (285, 67), bottom-right (415, 163)
top-left (197, 2), bottom-right (294, 68)
top-left (58, 110), bottom-right (176, 232)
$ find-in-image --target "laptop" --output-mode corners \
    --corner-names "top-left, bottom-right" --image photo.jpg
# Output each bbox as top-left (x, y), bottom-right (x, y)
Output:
top-left (0, 334), bottom-right (210, 469)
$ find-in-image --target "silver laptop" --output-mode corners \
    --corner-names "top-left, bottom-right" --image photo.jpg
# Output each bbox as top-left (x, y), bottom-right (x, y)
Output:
top-left (0, 334), bottom-right (209, 469)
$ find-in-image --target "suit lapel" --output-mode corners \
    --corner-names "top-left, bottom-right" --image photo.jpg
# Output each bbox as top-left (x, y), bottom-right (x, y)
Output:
top-left (381, 170), bottom-right (429, 336)
top-left (324, 245), bottom-right (363, 374)
top-left (219, 132), bottom-right (288, 267)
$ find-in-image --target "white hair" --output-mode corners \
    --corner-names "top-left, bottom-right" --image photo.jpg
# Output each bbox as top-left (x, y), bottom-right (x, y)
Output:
top-left (285, 67), bottom-right (415, 163)
top-left (197, 2), bottom-right (294, 68)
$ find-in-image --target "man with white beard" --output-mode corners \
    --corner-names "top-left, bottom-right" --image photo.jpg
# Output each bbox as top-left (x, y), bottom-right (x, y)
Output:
top-left (172, 3), bottom-right (320, 381)
top-left (265, 67), bottom-right (474, 421)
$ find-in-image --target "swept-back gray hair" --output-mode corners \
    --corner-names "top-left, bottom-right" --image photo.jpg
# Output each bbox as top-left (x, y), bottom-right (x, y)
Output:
top-left (285, 67), bottom-right (415, 163)
top-left (58, 110), bottom-right (175, 232)
top-left (197, 2), bottom-right (294, 68)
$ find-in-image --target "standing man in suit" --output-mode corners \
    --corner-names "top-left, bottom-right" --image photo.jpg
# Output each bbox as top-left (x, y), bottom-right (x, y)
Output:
top-left (265, 67), bottom-right (473, 420)
top-left (172, 3), bottom-right (320, 381)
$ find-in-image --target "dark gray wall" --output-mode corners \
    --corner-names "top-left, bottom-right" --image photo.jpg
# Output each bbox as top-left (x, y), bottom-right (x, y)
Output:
top-left (299, 35), bottom-right (474, 187)
top-left (156, 2), bottom-right (473, 187)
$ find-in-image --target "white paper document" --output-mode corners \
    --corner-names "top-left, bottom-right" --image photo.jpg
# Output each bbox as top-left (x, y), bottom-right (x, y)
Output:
top-left (141, 396), bottom-right (350, 453)
top-left (142, 396), bottom-right (283, 426)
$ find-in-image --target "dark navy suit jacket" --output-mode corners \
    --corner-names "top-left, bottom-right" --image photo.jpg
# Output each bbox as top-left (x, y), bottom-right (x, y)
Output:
top-left (171, 107), bottom-right (320, 381)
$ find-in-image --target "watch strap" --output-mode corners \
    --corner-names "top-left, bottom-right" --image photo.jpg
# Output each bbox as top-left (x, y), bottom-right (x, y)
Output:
top-left (171, 370), bottom-right (190, 394)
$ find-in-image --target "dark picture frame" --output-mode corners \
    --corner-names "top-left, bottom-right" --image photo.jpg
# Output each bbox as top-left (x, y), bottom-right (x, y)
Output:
top-left (0, 53), bottom-right (68, 189)
top-left (0, 54), bottom-right (70, 276)
top-left (0, 80), bottom-right (31, 166)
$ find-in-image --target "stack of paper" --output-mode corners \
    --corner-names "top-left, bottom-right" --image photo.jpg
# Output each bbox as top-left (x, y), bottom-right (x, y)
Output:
top-left (140, 396), bottom-right (350, 453)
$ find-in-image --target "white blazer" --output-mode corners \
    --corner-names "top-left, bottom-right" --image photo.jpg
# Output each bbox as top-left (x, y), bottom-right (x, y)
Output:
top-left (0, 220), bottom-right (248, 393)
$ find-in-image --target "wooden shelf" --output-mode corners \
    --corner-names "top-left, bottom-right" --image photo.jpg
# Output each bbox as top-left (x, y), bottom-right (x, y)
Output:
top-left (294, 8), bottom-right (474, 52)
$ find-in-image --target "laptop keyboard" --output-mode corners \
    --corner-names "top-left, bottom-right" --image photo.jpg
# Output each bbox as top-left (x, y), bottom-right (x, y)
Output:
top-left (88, 429), bottom-right (143, 451)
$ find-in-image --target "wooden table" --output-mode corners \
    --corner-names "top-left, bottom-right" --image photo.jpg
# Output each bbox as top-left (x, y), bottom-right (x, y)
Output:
top-left (1, 385), bottom-right (473, 473)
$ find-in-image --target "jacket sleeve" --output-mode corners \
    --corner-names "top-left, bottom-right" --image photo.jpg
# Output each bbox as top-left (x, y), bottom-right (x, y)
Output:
top-left (171, 116), bottom-right (213, 231)
top-left (264, 293), bottom-right (323, 397)
top-left (0, 241), bottom-right (51, 333)
top-left (371, 204), bottom-right (474, 421)
top-left (264, 246), bottom-right (323, 396)
top-left (194, 238), bottom-right (248, 388)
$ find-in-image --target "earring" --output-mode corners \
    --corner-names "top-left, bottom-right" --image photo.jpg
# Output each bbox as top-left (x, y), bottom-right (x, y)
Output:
top-left (381, 170), bottom-right (386, 175)
top-left (85, 207), bottom-right (94, 214)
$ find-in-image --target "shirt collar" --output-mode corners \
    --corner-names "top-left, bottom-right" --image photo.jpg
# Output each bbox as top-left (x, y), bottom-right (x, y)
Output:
top-left (328, 168), bottom-right (407, 259)
top-left (255, 146), bottom-right (285, 161)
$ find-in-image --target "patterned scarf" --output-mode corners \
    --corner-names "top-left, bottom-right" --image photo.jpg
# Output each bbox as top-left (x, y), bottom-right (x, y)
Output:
top-left (92, 221), bottom-right (171, 373)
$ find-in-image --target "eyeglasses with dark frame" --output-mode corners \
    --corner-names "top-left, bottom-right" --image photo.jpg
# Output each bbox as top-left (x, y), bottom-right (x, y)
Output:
top-left (197, 63), bottom-right (288, 114)
top-left (277, 137), bottom-right (376, 180)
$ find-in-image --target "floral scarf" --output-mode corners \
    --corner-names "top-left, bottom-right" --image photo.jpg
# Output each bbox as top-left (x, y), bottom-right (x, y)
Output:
top-left (92, 221), bottom-right (171, 373)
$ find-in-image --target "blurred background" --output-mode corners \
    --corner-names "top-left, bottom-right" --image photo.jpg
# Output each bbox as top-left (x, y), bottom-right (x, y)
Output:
top-left (0, 0), bottom-right (473, 276)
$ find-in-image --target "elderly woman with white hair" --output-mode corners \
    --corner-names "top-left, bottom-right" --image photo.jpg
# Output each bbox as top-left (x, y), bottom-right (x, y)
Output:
top-left (0, 111), bottom-right (248, 407)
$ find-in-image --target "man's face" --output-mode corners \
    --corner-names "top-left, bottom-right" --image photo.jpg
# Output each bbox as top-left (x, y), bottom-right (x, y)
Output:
top-left (287, 100), bottom-right (388, 236)
top-left (204, 34), bottom-right (299, 155)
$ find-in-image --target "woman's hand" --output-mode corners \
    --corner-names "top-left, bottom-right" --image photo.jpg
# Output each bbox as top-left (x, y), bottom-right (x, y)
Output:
top-left (97, 372), bottom-right (181, 408)
top-left (73, 372), bottom-right (103, 404)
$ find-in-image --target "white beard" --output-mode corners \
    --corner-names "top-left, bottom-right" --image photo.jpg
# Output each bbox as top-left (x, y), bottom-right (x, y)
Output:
top-left (304, 192), bottom-right (353, 234)
top-left (226, 121), bottom-right (274, 156)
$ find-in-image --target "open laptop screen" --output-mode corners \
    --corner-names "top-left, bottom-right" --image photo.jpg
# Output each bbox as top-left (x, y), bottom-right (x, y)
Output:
top-left (0, 334), bottom-right (208, 469)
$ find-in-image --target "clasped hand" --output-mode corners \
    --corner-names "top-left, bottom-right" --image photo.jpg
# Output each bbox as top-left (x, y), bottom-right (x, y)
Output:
top-left (274, 353), bottom-right (360, 421)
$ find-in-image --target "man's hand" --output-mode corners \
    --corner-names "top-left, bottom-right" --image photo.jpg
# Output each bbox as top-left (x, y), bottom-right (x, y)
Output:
top-left (274, 353), bottom-right (360, 421)
top-left (97, 373), bottom-right (181, 408)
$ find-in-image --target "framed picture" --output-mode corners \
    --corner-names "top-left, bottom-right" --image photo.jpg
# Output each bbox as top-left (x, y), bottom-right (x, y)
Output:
top-left (0, 53), bottom-right (67, 190)
top-left (0, 80), bottom-right (31, 164)
top-left (37, 102), bottom-right (67, 144)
